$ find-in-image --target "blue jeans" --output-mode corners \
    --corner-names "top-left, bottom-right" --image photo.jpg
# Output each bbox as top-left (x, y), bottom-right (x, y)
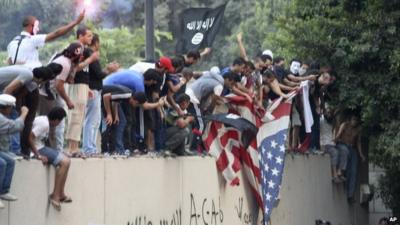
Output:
top-left (55, 118), bottom-right (65, 152)
top-left (154, 111), bottom-right (166, 152)
top-left (115, 104), bottom-right (127, 154)
top-left (9, 109), bottom-right (21, 154)
top-left (334, 143), bottom-right (350, 171)
top-left (82, 90), bottom-right (101, 155)
top-left (339, 142), bottom-right (358, 198)
top-left (0, 151), bottom-right (15, 194)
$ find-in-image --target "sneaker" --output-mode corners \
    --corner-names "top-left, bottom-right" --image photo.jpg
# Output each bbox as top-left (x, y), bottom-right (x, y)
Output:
top-left (184, 149), bottom-right (196, 156)
top-left (0, 193), bottom-right (18, 201)
top-left (0, 199), bottom-right (4, 209)
top-left (13, 155), bottom-right (24, 160)
top-left (332, 176), bottom-right (342, 184)
top-left (163, 150), bottom-right (173, 157)
top-left (124, 149), bottom-right (131, 157)
top-left (131, 149), bottom-right (141, 157)
top-left (338, 175), bottom-right (347, 182)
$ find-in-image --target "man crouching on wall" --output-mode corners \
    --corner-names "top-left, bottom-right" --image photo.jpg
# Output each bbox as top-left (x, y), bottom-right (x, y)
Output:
top-left (0, 94), bottom-right (29, 209)
top-left (28, 107), bottom-right (71, 211)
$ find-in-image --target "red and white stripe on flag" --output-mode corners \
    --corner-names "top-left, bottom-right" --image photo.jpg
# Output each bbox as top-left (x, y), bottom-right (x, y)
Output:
top-left (203, 94), bottom-right (264, 207)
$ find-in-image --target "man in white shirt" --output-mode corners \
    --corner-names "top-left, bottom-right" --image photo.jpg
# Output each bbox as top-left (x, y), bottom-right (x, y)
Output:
top-left (6, 11), bottom-right (85, 156)
top-left (29, 107), bottom-right (71, 211)
top-left (7, 10), bottom-right (85, 69)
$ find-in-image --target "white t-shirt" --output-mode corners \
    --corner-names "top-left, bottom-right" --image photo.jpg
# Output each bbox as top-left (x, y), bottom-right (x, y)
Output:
top-left (320, 116), bottom-right (334, 145)
top-left (32, 116), bottom-right (50, 150)
top-left (129, 62), bottom-right (155, 74)
top-left (7, 31), bottom-right (47, 69)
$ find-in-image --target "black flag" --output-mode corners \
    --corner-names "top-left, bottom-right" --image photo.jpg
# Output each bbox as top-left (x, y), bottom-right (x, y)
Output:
top-left (204, 113), bottom-right (258, 149)
top-left (176, 4), bottom-right (226, 54)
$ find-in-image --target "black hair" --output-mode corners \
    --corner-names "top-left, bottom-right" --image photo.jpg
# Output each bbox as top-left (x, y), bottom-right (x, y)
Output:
top-left (232, 57), bottom-right (246, 66)
top-left (32, 63), bottom-right (62, 81)
top-left (223, 71), bottom-right (240, 82)
top-left (91, 33), bottom-right (100, 46)
top-left (304, 69), bottom-right (320, 77)
top-left (310, 60), bottom-right (320, 70)
top-left (186, 50), bottom-right (201, 60)
top-left (76, 25), bottom-right (89, 39)
top-left (302, 60), bottom-right (311, 67)
top-left (182, 67), bottom-right (193, 77)
top-left (379, 217), bottom-right (389, 225)
top-left (246, 61), bottom-right (256, 70)
top-left (47, 107), bottom-right (67, 121)
top-left (171, 56), bottom-right (185, 73)
top-left (132, 92), bottom-right (147, 104)
top-left (262, 69), bottom-right (276, 80)
top-left (273, 56), bottom-right (285, 65)
top-left (290, 58), bottom-right (302, 65)
top-left (260, 54), bottom-right (272, 63)
top-left (22, 16), bottom-right (36, 28)
top-left (143, 69), bottom-right (162, 83)
top-left (175, 93), bottom-right (190, 104)
top-left (53, 42), bottom-right (83, 62)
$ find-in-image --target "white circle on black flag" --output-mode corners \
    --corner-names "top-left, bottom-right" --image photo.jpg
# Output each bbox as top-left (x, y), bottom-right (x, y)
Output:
top-left (191, 32), bottom-right (204, 45)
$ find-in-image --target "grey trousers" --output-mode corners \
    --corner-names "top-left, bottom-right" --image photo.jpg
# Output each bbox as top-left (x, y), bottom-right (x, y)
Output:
top-left (165, 126), bottom-right (190, 156)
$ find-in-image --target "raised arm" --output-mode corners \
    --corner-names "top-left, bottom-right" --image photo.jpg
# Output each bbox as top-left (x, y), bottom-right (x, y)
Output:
top-left (45, 10), bottom-right (85, 42)
top-left (236, 32), bottom-right (249, 61)
top-left (200, 47), bottom-right (212, 58)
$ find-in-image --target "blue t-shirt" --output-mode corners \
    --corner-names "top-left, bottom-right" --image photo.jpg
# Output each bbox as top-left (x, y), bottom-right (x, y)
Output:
top-left (103, 70), bottom-right (145, 93)
top-left (160, 74), bottom-right (180, 97)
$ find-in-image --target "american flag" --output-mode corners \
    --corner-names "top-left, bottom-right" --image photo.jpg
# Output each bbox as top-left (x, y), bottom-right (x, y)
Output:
top-left (257, 96), bottom-right (294, 223)
top-left (203, 95), bottom-right (264, 208)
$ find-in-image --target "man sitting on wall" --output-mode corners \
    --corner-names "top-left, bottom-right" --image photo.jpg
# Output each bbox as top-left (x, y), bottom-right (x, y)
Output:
top-left (29, 107), bottom-right (71, 211)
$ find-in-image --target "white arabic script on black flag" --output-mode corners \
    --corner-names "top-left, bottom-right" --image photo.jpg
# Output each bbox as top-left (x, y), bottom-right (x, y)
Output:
top-left (176, 4), bottom-right (226, 54)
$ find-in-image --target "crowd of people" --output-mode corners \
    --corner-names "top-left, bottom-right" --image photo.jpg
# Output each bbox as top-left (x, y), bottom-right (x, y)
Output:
top-left (0, 11), bottom-right (366, 211)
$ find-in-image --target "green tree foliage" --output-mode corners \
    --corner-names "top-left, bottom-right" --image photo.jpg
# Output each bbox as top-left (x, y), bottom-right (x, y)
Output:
top-left (235, 0), bottom-right (400, 214)
top-left (37, 25), bottom-right (172, 68)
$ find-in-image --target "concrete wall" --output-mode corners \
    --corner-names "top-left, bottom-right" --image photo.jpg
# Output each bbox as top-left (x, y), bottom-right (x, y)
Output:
top-left (0, 155), bottom-right (368, 225)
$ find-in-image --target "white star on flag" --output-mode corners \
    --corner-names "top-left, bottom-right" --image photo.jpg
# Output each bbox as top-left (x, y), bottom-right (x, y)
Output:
top-left (271, 168), bottom-right (279, 176)
top-left (276, 156), bottom-right (283, 165)
top-left (264, 163), bottom-right (269, 171)
top-left (271, 140), bottom-right (277, 148)
top-left (266, 193), bottom-right (272, 201)
top-left (279, 145), bottom-right (285, 152)
top-left (267, 152), bottom-right (273, 159)
top-left (268, 180), bottom-right (275, 188)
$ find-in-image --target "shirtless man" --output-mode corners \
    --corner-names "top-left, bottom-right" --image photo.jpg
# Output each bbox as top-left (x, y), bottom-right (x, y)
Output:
top-left (334, 115), bottom-right (365, 203)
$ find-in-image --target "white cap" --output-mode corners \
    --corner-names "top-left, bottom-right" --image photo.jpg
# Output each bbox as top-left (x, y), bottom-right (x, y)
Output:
top-left (0, 94), bottom-right (16, 107)
top-left (210, 66), bottom-right (221, 76)
top-left (262, 49), bottom-right (273, 59)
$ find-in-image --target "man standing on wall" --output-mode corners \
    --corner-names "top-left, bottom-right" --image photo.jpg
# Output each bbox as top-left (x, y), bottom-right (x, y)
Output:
top-left (6, 11), bottom-right (85, 156)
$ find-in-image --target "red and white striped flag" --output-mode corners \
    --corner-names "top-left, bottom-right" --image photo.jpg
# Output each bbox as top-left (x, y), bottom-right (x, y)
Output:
top-left (202, 95), bottom-right (264, 207)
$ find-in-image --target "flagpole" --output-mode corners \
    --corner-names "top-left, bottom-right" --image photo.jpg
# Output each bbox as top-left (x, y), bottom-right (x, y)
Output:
top-left (145, 0), bottom-right (155, 61)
